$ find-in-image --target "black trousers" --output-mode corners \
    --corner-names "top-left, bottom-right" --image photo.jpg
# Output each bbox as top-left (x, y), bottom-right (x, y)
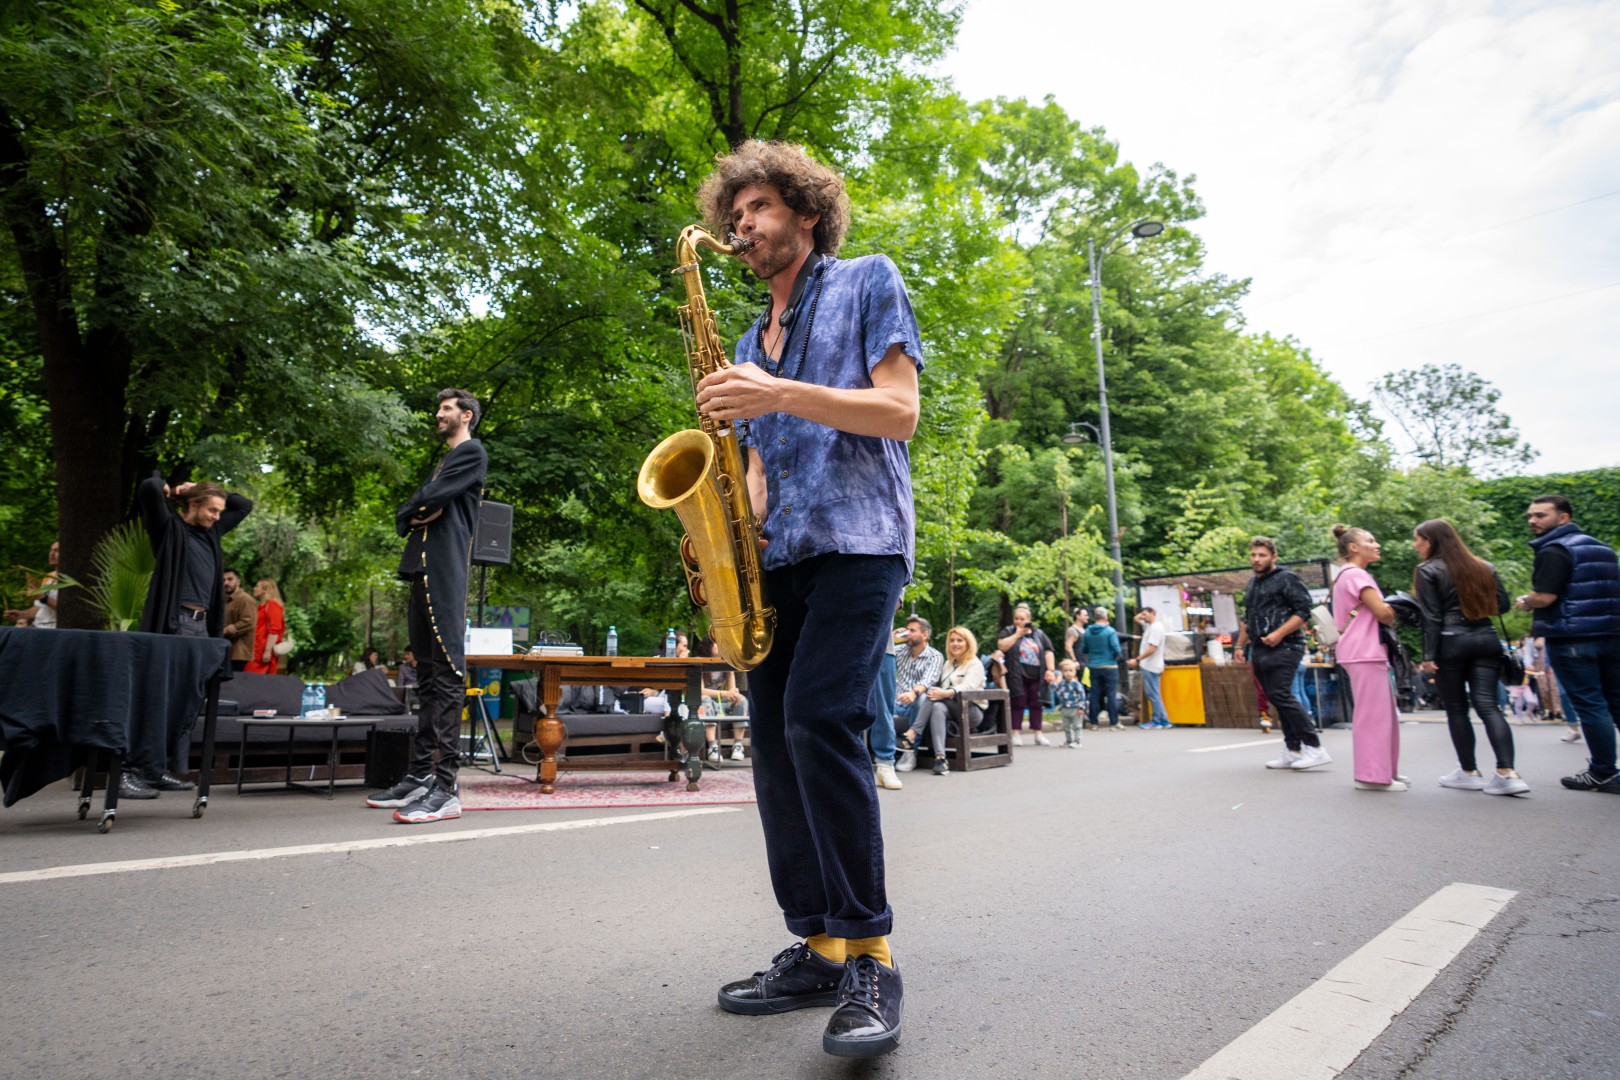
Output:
top-left (1252, 641), bottom-right (1318, 750)
top-left (406, 574), bottom-right (463, 788)
top-left (747, 553), bottom-right (907, 940)
top-left (1436, 628), bottom-right (1514, 772)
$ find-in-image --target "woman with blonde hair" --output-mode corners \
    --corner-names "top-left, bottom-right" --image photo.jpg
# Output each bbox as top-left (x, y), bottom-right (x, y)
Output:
top-left (245, 578), bottom-right (286, 675)
top-left (897, 626), bottom-right (984, 775)
top-left (1331, 526), bottom-right (1405, 791)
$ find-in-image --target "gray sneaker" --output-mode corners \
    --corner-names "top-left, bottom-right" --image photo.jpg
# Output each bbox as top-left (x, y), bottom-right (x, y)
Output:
top-left (1482, 772), bottom-right (1530, 797)
top-left (393, 782), bottom-right (461, 823)
top-left (1439, 768), bottom-right (1487, 791)
top-left (366, 773), bottom-right (430, 808)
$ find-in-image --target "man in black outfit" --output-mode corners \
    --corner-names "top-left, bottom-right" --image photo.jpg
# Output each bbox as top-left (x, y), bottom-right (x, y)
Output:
top-left (132, 475), bottom-right (253, 798)
top-left (367, 388), bottom-right (487, 824)
top-left (1236, 536), bottom-right (1330, 771)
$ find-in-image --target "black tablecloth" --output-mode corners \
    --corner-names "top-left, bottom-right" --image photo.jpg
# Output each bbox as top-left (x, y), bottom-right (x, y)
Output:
top-left (0, 628), bottom-right (228, 806)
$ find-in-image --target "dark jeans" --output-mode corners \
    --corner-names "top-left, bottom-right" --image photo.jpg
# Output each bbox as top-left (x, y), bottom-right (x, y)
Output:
top-left (1252, 642), bottom-right (1318, 750)
top-left (1088, 666), bottom-right (1120, 726)
top-left (406, 574), bottom-right (463, 788)
top-left (747, 553), bottom-right (906, 940)
top-left (1546, 635), bottom-right (1620, 775)
top-left (1436, 628), bottom-right (1514, 772)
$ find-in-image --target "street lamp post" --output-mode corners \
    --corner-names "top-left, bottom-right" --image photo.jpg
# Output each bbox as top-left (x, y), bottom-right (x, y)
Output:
top-left (1087, 219), bottom-right (1163, 638)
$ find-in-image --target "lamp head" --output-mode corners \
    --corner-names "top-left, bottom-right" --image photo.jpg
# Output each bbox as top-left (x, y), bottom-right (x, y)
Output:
top-left (1131, 220), bottom-right (1165, 239)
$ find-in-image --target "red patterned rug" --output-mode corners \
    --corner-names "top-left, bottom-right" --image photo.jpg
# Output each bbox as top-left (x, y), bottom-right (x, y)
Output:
top-left (457, 767), bottom-right (756, 810)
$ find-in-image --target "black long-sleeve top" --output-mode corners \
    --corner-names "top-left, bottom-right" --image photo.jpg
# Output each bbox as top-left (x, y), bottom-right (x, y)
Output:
top-left (1413, 559), bottom-right (1509, 662)
top-left (396, 438), bottom-right (487, 677)
top-left (136, 473), bottom-right (253, 638)
top-left (1242, 567), bottom-right (1314, 646)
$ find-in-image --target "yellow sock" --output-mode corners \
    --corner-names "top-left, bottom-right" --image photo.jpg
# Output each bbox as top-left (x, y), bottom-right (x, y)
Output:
top-left (845, 935), bottom-right (892, 967)
top-left (806, 933), bottom-right (846, 964)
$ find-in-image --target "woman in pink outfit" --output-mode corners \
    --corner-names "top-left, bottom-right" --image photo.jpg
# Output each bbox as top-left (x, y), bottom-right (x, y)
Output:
top-left (1331, 525), bottom-right (1406, 791)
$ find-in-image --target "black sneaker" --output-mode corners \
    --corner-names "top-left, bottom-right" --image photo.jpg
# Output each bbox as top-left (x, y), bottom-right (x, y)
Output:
top-left (148, 771), bottom-right (195, 791)
top-left (718, 942), bottom-right (844, 1015)
top-left (366, 774), bottom-right (431, 808)
top-left (392, 782), bottom-right (461, 824)
top-left (117, 773), bottom-right (160, 800)
top-left (1561, 769), bottom-right (1620, 792)
top-left (823, 955), bottom-right (903, 1058)
top-left (931, 756), bottom-right (948, 775)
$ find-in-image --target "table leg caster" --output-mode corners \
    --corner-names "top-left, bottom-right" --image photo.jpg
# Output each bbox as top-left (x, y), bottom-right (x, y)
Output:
top-left (667, 770), bottom-right (679, 782)
top-left (97, 811), bottom-right (115, 834)
top-left (78, 798), bottom-right (91, 821)
top-left (685, 781), bottom-right (700, 792)
top-left (191, 796), bottom-right (207, 818)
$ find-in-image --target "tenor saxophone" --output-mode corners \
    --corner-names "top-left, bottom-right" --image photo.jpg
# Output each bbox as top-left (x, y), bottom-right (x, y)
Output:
top-left (636, 225), bottom-right (775, 670)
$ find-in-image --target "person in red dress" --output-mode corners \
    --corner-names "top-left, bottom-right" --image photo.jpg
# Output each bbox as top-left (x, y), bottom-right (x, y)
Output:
top-left (244, 579), bottom-right (286, 675)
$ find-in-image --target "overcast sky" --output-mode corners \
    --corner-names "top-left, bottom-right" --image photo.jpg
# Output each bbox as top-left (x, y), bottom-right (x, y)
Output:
top-left (939, 0), bottom-right (1619, 476)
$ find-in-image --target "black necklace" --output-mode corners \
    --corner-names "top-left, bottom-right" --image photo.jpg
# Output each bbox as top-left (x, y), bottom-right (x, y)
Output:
top-left (757, 256), bottom-right (828, 383)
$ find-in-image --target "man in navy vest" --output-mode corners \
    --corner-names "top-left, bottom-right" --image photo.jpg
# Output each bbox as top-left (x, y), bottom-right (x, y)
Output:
top-left (1514, 495), bottom-right (1620, 793)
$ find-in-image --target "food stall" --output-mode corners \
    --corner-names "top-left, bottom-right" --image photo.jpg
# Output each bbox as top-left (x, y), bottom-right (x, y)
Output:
top-left (1134, 559), bottom-right (1335, 728)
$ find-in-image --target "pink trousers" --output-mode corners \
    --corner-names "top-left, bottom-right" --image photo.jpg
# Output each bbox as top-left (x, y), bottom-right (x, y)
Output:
top-left (1342, 660), bottom-right (1400, 785)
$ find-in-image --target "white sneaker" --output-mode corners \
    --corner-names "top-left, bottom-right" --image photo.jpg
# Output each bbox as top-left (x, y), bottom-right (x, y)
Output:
top-left (875, 764), bottom-right (903, 790)
top-left (1068, 740), bottom-right (1083, 749)
top-left (1265, 748), bottom-right (1302, 770)
top-left (1011, 733), bottom-right (1024, 746)
top-left (1439, 768), bottom-right (1487, 790)
top-left (895, 750), bottom-right (917, 773)
top-left (1290, 745), bottom-right (1332, 770)
top-left (1561, 728), bottom-right (1583, 743)
top-left (729, 742), bottom-right (746, 761)
top-left (1483, 772), bottom-right (1531, 796)
top-left (1354, 779), bottom-right (1409, 791)
top-left (1034, 732), bottom-right (1052, 747)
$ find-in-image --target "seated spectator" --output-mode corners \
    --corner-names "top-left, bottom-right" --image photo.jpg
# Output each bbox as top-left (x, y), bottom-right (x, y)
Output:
top-left (396, 649), bottom-right (418, 688)
top-left (698, 637), bottom-right (748, 761)
top-left (897, 626), bottom-right (983, 775)
top-left (352, 646), bottom-right (382, 675)
top-left (5, 541), bottom-right (61, 629)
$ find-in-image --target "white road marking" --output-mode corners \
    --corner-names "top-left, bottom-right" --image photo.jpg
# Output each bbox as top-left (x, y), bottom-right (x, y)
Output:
top-left (0, 806), bottom-right (742, 885)
top-left (1182, 882), bottom-right (1517, 1080)
top-left (1187, 738), bottom-right (1284, 753)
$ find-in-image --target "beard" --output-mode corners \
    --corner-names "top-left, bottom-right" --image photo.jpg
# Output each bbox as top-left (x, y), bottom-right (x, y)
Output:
top-left (747, 230), bottom-right (806, 281)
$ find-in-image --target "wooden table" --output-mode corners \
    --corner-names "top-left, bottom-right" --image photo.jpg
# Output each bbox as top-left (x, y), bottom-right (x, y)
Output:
top-left (463, 654), bottom-right (733, 794)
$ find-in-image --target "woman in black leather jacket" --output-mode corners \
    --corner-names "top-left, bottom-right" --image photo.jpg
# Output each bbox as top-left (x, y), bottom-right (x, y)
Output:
top-left (1413, 519), bottom-right (1528, 796)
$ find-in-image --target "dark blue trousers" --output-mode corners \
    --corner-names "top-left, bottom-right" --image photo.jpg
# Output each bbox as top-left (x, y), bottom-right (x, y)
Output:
top-left (747, 553), bottom-right (906, 940)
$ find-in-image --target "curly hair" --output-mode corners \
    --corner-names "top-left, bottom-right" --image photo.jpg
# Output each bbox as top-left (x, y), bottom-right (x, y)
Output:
top-left (696, 140), bottom-right (850, 256)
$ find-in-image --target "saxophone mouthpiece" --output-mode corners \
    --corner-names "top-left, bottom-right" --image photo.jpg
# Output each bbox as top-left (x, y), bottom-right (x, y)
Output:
top-left (728, 234), bottom-right (757, 255)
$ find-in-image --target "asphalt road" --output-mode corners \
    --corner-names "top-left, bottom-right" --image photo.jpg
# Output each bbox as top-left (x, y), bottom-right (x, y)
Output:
top-left (2, 716), bottom-right (1614, 1079)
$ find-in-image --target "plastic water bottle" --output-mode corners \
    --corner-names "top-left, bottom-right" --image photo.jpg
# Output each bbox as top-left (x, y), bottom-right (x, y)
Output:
top-left (665, 628), bottom-right (677, 657)
top-left (606, 626), bottom-right (618, 656)
top-left (300, 683), bottom-right (315, 717)
top-left (313, 683), bottom-right (327, 715)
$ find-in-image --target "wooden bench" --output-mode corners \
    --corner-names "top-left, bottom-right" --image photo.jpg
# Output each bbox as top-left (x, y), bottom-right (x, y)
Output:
top-left (948, 688), bottom-right (1014, 771)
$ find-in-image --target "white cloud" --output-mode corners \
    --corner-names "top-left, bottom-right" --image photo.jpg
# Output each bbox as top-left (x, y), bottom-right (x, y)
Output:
top-left (941, 0), bottom-right (1620, 474)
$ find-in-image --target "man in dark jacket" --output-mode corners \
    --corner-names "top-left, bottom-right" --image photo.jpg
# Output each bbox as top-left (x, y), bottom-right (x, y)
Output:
top-left (1514, 495), bottom-right (1620, 793)
top-left (134, 474), bottom-right (253, 796)
top-left (1236, 537), bottom-right (1329, 771)
top-left (367, 388), bottom-right (488, 823)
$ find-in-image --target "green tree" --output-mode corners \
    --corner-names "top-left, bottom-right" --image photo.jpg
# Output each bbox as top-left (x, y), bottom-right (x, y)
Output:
top-left (1372, 363), bottom-right (1535, 475)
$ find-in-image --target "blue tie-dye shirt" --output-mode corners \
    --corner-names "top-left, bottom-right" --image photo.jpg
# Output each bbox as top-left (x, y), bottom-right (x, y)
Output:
top-left (735, 254), bottom-right (924, 575)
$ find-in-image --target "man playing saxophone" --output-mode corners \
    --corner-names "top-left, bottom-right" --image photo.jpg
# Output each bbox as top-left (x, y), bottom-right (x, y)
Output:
top-left (694, 140), bottom-right (921, 1059)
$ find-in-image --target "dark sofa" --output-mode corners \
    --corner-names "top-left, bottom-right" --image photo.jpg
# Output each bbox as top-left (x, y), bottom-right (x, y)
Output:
top-left (187, 669), bottom-right (415, 784)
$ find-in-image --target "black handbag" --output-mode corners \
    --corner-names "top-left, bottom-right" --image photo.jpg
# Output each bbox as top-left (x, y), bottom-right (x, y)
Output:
top-left (1496, 618), bottom-right (1526, 684)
